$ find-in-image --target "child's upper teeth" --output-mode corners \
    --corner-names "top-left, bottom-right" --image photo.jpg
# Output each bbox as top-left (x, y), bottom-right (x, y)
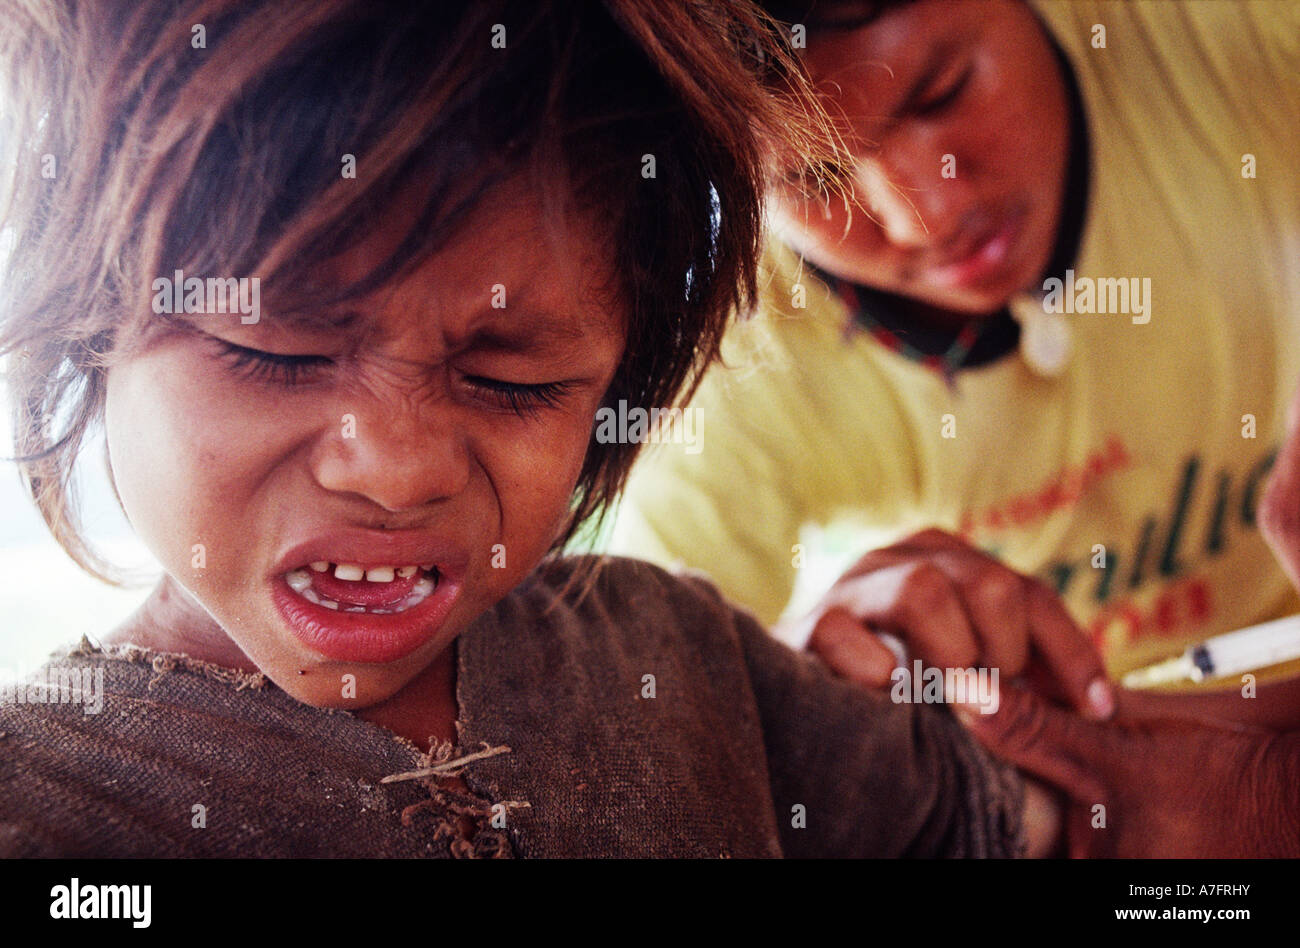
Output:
top-left (285, 562), bottom-right (438, 613)
top-left (326, 562), bottom-right (429, 582)
top-left (309, 561), bottom-right (329, 572)
top-left (334, 563), bottom-right (365, 581)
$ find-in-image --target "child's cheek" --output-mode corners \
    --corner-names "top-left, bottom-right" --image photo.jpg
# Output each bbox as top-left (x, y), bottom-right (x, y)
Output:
top-left (464, 408), bottom-right (591, 601)
top-left (104, 346), bottom-right (301, 593)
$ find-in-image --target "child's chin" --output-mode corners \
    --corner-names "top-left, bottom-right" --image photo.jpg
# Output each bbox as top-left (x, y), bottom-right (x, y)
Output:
top-left (266, 666), bottom-right (411, 710)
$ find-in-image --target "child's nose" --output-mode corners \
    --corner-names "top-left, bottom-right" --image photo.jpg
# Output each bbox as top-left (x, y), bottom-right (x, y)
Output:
top-left (312, 401), bottom-right (471, 512)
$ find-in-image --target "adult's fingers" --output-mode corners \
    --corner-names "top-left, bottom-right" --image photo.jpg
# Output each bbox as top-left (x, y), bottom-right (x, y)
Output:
top-left (958, 681), bottom-right (1112, 809)
top-left (874, 530), bottom-right (1035, 676)
top-left (822, 561), bottom-right (981, 670)
top-left (1024, 580), bottom-right (1114, 719)
top-left (887, 526), bottom-right (980, 555)
top-left (806, 606), bottom-right (899, 687)
top-left (832, 527), bottom-right (983, 583)
top-left (926, 550), bottom-right (1030, 676)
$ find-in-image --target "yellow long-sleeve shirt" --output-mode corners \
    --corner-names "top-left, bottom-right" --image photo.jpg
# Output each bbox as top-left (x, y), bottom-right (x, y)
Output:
top-left (610, 0), bottom-right (1300, 687)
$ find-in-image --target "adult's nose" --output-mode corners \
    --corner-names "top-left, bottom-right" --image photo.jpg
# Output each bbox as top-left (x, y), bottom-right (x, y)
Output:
top-left (854, 139), bottom-right (978, 252)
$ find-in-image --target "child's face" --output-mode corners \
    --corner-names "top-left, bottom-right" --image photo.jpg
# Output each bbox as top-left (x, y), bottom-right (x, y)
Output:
top-left (104, 179), bottom-right (624, 707)
top-left (773, 0), bottom-right (1069, 316)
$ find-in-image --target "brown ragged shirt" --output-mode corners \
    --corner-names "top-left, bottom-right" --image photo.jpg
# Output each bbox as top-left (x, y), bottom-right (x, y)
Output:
top-left (0, 557), bottom-right (1025, 857)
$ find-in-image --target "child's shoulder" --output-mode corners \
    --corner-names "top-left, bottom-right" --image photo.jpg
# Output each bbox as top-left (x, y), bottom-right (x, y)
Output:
top-left (453, 555), bottom-right (792, 857)
top-left (532, 552), bottom-right (743, 607)
top-left (463, 552), bottom-right (783, 738)
top-left (0, 640), bottom-right (476, 857)
top-left (494, 553), bottom-right (764, 657)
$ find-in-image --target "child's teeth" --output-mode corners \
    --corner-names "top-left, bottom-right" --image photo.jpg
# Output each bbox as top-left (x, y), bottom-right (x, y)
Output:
top-left (285, 561), bottom-right (438, 614)
top-left (323, 563), bottom-right (424, 582)
top-left (420, 563), bottom-right (434, 570)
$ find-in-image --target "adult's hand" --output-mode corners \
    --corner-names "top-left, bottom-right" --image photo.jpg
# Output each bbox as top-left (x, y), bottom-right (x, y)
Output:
top-left (786, 527), bottom-right (1114, 719)
top-left (959, 684), bottom-right (1300, 857)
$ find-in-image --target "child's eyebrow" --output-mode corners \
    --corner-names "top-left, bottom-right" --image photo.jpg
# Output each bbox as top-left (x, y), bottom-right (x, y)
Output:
top-left (267, 304), bottom-right (596, 354)
top-left (267, 308), bottom-right (367, 333)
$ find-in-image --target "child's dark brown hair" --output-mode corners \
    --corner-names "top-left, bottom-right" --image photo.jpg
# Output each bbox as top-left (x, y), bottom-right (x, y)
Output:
top-left (0, 0), bottom-right (839, 583)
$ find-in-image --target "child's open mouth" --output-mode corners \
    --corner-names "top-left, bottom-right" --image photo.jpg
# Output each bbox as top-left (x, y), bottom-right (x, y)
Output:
top-left (271, 552), bottom-right (463, 665)
top-left (284, 562), bottom-right (440, 614)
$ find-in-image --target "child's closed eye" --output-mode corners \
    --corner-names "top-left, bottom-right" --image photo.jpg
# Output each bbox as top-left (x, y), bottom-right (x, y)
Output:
top-left (209, 337), bottom-right (573, 419)
top-left (461, 377), bottom-right (573, 418)
top-left (212, 338), bottom-right (334, 387)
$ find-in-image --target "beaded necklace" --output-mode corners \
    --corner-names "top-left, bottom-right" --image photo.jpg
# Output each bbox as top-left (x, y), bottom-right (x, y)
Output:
top-left (820, 272), bottom-right (992, 391)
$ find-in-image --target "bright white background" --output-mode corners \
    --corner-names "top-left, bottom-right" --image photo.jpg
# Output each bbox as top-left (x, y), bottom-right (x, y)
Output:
top-left (0, 136), bottom-right (158, 677)
top-left (0, 388), bottom-right (160, 677)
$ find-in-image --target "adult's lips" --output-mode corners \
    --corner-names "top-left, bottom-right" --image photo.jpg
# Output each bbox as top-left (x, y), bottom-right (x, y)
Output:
top-left (924, 206), bottom-right (1027, 291)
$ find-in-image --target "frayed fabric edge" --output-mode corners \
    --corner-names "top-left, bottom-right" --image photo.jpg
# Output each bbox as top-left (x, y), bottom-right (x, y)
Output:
top-left (60, 637), bottom-right (525, 856)
top-left (66, 635), bottom-right (270, 693)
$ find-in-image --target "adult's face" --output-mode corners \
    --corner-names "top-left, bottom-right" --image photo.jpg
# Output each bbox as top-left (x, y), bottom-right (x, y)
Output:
top-left (773, 0), bottom-right (1070, 318)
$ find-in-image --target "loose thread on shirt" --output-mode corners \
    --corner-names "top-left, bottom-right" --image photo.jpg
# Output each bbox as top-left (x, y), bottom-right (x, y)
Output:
top-left (389, 741), bottom-right (526, 859)
top-left (381, 742), bottom-right (513, 784)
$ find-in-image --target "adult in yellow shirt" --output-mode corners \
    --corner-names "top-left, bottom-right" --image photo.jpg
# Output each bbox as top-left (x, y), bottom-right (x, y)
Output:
top-left (610, 0), bottom-right (1300, 855)
top-left (613, 0), bottom-right (1300, 700)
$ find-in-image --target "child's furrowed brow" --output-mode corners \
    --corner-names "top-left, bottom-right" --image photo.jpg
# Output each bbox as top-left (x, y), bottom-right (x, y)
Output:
top-left (243, 290), bottom-right (608, 355)
top-left (464, 312), bottom-right (595, 356)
